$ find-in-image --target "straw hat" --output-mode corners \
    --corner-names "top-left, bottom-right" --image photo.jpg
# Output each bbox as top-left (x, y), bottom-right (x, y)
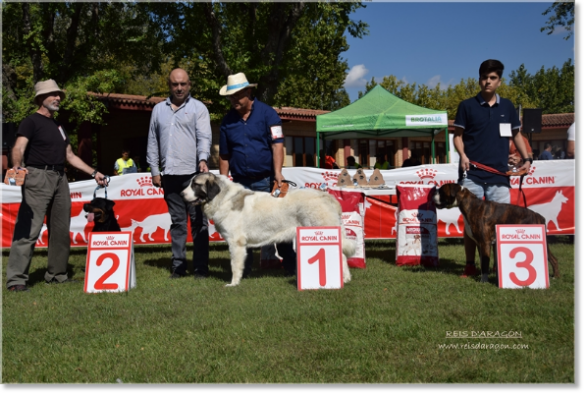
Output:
top-left (34, 79), bottom-right (65, 101)
top-left (219, 73), bottom-right (257, 96)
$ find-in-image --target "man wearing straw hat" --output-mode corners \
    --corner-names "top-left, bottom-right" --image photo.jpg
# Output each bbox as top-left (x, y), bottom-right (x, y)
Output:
top-left (218, 72), bottom-right (296, 278)
top-left (6, 79), bottom-right (109, 292)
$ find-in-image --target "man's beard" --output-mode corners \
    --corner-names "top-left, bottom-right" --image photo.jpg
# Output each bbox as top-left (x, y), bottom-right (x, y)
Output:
top-left (44, 102), bottom-right (60, 112)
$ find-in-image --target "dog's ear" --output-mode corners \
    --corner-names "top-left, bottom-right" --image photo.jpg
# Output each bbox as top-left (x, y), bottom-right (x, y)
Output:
top-left (106, 199), bottom-right (116, 211)
top-left (206, 178), bottom-right (221, 201)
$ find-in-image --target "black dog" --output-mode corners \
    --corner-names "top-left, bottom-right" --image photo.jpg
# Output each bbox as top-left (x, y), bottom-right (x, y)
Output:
top-left (83, 197), bottom-right (121, 232)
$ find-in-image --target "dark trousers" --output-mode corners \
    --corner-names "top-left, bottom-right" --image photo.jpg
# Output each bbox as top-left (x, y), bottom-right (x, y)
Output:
top-left (162, 174), bottom-right (209, 276)
top-left (232, 175), bottom-right (296, 275)
top-left (6, 168), bottom-right (72, 287)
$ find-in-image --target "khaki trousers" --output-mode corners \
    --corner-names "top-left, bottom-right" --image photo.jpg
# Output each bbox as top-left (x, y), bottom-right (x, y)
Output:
top-left (6, 168), bottom-right (72, 287)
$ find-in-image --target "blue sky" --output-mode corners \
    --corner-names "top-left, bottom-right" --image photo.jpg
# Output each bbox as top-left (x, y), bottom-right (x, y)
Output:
top-left (342, 1), bottom-right (575, 102)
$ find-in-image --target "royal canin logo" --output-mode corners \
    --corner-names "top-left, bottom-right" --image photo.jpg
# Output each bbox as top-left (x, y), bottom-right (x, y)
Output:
top-left (515, 229), bottom-right (526, 234)
top-left (511, 166), bottom-right (555, 186)
top-left (137, 176), bottom-right (153, 187)
top-left (416, 168), bottom-right (437, 180)
top-left (119, 176), bottom-right (165, 197)
top-left (106, 235), bottom-right (115, 240)
top-left (321, 171), bottom-right (339, 183)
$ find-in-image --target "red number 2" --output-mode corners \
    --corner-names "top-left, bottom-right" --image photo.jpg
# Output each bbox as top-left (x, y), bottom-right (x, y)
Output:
top-left (94, 253), bottom-right (120, 290)
top-left (308, 248), bottom-right (327, 286)
top-left (508, 247), bottom-right (537, 287)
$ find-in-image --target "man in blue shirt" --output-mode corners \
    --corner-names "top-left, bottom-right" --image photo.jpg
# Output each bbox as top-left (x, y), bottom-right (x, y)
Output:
top-left (538, 143), bottom-right (553, 160)
top-left (453, 59), bottom-right (531, 282)
top-left (219, 72), bottom-right (296, 278)
top-left (147, 68), bottom-right (212, 280)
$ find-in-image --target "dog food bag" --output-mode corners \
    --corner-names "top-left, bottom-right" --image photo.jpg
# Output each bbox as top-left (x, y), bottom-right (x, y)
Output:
top-left (327, 188), bottom-right (366, 268)
top-left (395, 184), bottom-right (439, 267)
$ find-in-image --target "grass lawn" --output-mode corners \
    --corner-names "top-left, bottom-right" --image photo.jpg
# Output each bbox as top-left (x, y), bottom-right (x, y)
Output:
top-left (2, 238), bottom-right (574, 383)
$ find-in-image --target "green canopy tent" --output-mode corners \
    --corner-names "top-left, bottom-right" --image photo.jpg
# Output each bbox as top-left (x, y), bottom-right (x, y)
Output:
top-left (316, 84), bottom-right (449, 167)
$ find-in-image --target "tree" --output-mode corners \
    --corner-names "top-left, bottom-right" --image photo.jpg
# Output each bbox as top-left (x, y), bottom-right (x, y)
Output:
top-left (147, 1), bottom-right (367, 119)
top-left (2, 2), bottom-right (164, 130)
top-left (509, 59), bottom-right (574, 114)
top-left (358, 75), bottom-right (537, 119)
top-left (541, 1), bottom-right (574, 40)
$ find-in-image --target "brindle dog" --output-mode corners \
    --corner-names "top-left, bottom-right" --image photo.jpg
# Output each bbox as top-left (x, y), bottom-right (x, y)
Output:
top-left (433, 183), bottom-right (560, 282)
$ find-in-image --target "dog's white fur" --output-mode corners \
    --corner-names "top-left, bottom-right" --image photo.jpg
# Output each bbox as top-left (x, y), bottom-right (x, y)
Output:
top-left (182, 173), bottom-right (355, 286)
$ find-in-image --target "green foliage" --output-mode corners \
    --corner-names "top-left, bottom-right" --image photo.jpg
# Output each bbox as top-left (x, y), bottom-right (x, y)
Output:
top-left (358, 58), bottom-right (573, 119)
top-left (2, 2), bottom-right (164, 126)
top-left (541, 1), bottom-right (574, 40)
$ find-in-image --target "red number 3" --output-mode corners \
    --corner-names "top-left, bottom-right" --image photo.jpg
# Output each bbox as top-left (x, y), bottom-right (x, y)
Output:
top-left (95, 253), bottom-right (120, 290)
top-left (508, 247), bottom-right (537, 287)
top-left (308, 248), bottom-right (327, 286)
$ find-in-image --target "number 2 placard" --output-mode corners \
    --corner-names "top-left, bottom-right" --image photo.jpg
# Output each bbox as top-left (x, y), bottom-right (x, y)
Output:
top-left (85, 232), bottom-right (136, 293)
top-left (496, 225), bottom-right (550, 289)
top-left (297, 227), bottom-right (343, 290)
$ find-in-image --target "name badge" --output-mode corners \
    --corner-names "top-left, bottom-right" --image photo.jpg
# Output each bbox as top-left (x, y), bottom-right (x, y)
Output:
top-left (499, 123), bottom-right (512, 137)
top-left (58, 126), bottom-right (67, 140)
top-left (270, 125), bottom-right (283, 140)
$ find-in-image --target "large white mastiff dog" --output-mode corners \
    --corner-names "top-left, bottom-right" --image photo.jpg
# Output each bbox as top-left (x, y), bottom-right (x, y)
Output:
top-left (182, 173), bottom-right (354, 286)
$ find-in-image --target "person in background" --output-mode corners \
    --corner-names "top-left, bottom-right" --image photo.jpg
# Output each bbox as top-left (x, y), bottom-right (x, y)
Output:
top-left (113, 148), bottom-right (137, 175)
top-left (6, 79), bottom-right (108, 292)
top-left (218, 72), bottom-right (296, 278)
top-left (147, 68), bottom-right (211, 280)
top-left (402, 156), bottom-right (421, 167)
top-left (538, 143), bottom-right (553, 160)
top-left (346, 156), bottom-right (361, 169)
top-left (320, 150), bottom-right (339, 169)
top-left (133, 155), bottom-right (143, 172)
top-left (373, 151), bottom-right (390, 169)
top-left (567, 122), bottom-right (575, 159)
top-left (508, 135), bottom-right (533, 170)
top-left (552, 145), bottom-right (565, 159)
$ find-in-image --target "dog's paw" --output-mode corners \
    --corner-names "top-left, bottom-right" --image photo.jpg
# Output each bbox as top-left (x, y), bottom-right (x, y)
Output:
top-left (225, 282), bottom-right (239, 287)
top-left (343, 273), bottom-right (352, 283)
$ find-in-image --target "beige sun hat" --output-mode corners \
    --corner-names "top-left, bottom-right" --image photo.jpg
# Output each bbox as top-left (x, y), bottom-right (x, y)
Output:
top-left (34, 79), bottom-right (65, 101)
top-left (219, 73), bottom-right (257, 96)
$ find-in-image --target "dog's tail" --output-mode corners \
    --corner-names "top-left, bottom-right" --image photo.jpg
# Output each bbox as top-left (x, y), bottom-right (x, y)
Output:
top-left (341, 229), bottom-right (357, 258)
top-left (548, 249), bottom-right (561, 278)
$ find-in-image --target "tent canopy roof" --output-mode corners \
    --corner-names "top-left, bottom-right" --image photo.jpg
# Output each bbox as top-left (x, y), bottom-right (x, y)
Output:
top-left (316, 85), bottom-right (448, 139)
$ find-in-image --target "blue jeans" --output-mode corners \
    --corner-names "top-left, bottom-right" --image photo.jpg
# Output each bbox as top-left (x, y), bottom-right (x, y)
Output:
top-left (232, 175), bottom-right (297, 275)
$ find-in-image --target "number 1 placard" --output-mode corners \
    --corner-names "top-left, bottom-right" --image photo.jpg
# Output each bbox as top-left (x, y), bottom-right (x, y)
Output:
top-left (297, 227), bottom-right (343, 290)
top-left (496, 225), bottom-right (549, 289)
top-left (85, 232), bottom-right (136, 293)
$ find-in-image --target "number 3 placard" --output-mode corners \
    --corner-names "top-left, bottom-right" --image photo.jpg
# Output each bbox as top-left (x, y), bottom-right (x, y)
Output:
top-left (496, 225), bottom-right (550, 289)
top-left (85, 232), bottom-right (136, 293)
top-left (297, 227), bottom-right (343, 290)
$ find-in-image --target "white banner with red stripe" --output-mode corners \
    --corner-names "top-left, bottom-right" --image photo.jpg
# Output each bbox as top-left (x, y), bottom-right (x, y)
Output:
top-left (1, 160), bottom-right (574, 248)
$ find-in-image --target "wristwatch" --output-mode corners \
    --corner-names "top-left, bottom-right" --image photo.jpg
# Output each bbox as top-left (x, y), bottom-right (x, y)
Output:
top-left (90, 170), bottom-right (98, 178)
top-left (523, 158), bottom-right (533, 164)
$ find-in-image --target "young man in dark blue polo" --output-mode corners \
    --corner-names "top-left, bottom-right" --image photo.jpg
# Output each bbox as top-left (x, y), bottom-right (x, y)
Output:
top-left (453, 59), bottom-right (532, 282)
top-left (218, 72), bottom-right (296, 278)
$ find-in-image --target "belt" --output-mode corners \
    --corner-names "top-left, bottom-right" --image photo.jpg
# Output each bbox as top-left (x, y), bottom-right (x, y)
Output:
top-left (28, 164), bottom-right (65, 172)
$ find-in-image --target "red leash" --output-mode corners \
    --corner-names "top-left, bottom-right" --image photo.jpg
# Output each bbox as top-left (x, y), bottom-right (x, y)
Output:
top-left (469, 161), bottom-right (527, 207)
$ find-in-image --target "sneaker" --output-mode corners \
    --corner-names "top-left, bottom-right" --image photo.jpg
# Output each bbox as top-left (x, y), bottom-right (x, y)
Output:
top-left (8, 284), bottom-right (30, 292)
top-left (460, 264), bottom-right (478, 278)
top-left (45, 278), bottom-right (79, 285)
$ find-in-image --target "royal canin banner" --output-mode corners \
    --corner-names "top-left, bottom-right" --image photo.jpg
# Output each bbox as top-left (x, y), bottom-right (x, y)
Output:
top-left (1, 161), bottom-right (574, 248)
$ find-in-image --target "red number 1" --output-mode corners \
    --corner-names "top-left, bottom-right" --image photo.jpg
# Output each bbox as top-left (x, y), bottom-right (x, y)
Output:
top-left (508, 247), bottom-right (537, 287)
top-left (308, 248), bottom-right (327, 286)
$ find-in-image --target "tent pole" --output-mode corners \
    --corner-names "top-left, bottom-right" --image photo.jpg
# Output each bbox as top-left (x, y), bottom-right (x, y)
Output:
top-left (431, 130), bottom-right (436, 164)
top-left (445, 127), bottom-right (449, 163)
top-left (316, 132), bottom-right (321, 168)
